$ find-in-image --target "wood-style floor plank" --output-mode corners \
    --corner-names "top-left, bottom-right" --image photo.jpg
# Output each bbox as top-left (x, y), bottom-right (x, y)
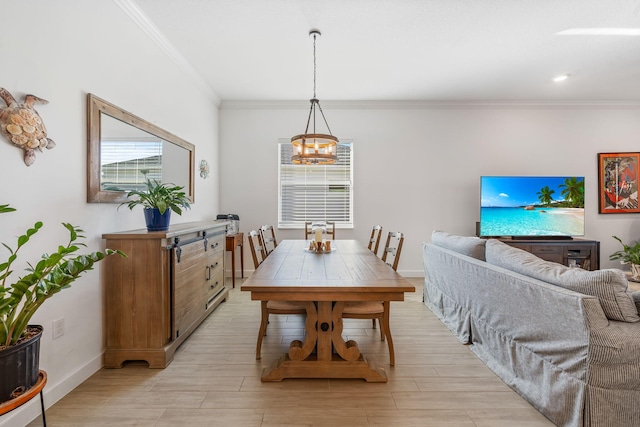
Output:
top-left (28, 278), bottom-right (554, 426)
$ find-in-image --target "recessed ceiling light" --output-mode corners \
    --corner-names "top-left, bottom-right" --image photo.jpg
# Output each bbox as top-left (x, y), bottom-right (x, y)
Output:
top-left (553, 74), bottom-right (570, 83)
top-left (556, 28), bottom-right (640, 36)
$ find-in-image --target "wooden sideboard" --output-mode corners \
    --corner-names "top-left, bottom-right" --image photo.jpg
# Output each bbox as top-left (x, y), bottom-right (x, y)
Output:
top-left (500, 238), bottom-right (600, 270)
top-left (102, 220), bottom-right (229, 368)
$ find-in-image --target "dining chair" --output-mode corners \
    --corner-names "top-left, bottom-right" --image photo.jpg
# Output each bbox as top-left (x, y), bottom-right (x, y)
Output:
top-left (248, 230), bottom-right (306, 360)
top-left (304, 221), bottom-right (336, 240)
top-left (247, 230), bottom-right (268, 270)
top-left (342, 231), bottom-right (404, 366)
top-left (368, 225), bottom-right (383, 256)
top-left (381, 231), bottom-right (404, 271)
top-left (260, 224), bottom-right (278, 255)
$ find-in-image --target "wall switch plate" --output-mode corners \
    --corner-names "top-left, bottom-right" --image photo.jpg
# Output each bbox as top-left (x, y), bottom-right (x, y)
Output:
top-left (52, 318), bottom-right (64, 339)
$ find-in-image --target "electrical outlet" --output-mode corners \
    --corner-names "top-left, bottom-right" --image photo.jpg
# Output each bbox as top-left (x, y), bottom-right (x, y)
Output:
top-left (52, 318), bottom-right (64, 339)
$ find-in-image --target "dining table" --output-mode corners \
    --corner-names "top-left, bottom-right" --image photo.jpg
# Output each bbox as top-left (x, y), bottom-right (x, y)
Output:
top-left (241, 239), bottom-right (415, 382)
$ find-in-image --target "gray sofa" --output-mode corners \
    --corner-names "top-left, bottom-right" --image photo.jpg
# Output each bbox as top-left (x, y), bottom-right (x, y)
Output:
top-left (423, 231), bottom-right (640, 427)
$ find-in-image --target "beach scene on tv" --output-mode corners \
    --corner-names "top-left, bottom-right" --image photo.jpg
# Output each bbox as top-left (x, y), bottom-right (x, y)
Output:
top-left (480, 176), bottom-right (585, 237)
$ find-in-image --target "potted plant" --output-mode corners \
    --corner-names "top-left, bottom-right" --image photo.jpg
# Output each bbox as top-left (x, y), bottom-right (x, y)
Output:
top-left (0, 204), bottom-right (124, 403)
top-left (610, 235), bottom-right (640, 280)
top-left (120, 179), bottom-right (191, 231)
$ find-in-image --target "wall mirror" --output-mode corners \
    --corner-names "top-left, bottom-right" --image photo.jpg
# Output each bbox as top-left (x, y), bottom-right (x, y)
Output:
top-left (87, 94), bottom-right (195, 203)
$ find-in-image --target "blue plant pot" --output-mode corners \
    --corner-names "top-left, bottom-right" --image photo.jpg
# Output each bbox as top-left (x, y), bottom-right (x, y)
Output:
top-left (144, 208), bottom-right (171, 231)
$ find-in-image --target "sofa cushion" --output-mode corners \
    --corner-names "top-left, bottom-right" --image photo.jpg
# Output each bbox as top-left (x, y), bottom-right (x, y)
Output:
top-left (431, 230), bottom-right (486, 260)
top-left (633, 291), bottom-right (640, 314)
top-left (485, 239), bottom-right (640, 322)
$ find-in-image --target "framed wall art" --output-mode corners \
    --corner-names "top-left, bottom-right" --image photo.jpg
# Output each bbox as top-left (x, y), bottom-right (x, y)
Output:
top-left (598, 152), bottom-right (640, 213)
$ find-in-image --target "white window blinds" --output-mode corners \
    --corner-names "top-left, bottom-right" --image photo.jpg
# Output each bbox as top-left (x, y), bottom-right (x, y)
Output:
top-left (278, 140), bottom-right (353, 228)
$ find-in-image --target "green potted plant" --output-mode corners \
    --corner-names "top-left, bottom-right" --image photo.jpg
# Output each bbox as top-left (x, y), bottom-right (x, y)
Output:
top-left (610, 235), bottom-right (640, 280)
top-left (119, 179), bottom-right (191, 231)
top-left (0, 204), bottom-right (124, 403)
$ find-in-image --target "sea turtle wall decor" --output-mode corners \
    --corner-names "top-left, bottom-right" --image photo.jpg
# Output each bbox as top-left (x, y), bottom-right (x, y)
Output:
top-left (0, 87), bottom-right (55, 166)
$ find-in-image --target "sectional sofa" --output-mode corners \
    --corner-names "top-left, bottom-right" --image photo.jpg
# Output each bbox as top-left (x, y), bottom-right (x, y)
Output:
top-left (423, 231), bottom-right (640, 427)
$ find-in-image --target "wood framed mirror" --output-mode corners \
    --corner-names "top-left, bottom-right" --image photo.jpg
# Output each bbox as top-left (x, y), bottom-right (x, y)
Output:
top-left (87, 94), bottom-right (195, 203)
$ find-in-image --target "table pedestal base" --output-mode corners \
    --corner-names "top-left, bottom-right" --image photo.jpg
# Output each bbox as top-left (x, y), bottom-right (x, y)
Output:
top-left (261, 353), bottom-right (387, 382)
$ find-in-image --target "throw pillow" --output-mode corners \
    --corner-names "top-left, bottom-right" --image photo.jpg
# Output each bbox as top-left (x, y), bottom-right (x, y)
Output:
top-left (431, 230), bottom-right (486, 261)
top-left (485, 239), bottom-right (640, 323)
top-left (633, 291), bottom-right (640, 315)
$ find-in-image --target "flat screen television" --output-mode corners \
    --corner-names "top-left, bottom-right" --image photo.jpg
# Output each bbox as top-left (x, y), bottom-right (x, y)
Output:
top-left (479, 176), bottom-right (585, 238)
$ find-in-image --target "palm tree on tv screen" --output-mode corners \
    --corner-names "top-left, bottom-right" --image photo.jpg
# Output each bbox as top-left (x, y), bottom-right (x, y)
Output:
top-left (537, 186), bottom-right (555, 206)
top-left (559, 177), bottom-right (585, 208)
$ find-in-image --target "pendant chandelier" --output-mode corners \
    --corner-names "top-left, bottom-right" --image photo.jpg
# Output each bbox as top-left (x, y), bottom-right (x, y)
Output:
top-left (291, 29), bottom-right (338, 165)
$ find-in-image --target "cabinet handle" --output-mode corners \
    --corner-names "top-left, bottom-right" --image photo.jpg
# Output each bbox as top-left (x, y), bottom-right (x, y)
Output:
top-left (205, 266), bottom-right (211, 280)
top-left (210, 262), bottom-right (219, 269)
top-left (210, 281), bottom-right (219, 289)
top-left (175, 237), bottom-right (182, 263)
top-left (211, 242), bottom-right (219, 249)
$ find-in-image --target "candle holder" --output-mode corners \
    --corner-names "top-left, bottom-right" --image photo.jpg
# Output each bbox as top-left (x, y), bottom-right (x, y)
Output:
top-left (307, 239), bottom-right (331, 253)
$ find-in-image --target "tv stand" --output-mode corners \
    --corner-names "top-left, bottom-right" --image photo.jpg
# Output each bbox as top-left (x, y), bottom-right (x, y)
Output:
top-left (508, 236), bottom-right (573, 241)
top-left (499, 238), bottom-right (599, 270)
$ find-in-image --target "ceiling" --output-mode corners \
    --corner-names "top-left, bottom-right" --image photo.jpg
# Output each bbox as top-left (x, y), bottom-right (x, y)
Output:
top-left (129, 0), bottom-right (640, 103)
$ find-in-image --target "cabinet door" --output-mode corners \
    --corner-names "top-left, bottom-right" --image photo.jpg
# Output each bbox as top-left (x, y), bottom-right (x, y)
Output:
top-left (531, 245), bottom-right (563, 264)
top-left (507, 243), bottom-right (531, 252)
top-left (172, 240), bottom-right (209, 339)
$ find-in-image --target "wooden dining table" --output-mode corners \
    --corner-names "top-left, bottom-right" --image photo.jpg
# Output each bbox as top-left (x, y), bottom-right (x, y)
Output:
top-left (241, 239), bottom-right (415, 382)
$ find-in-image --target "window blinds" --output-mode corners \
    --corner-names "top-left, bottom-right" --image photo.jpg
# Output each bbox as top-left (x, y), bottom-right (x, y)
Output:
top-left (278, 141), bottom-right (353, 228)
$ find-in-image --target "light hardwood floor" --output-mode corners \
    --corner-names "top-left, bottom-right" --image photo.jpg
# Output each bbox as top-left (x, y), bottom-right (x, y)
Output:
top-left (29, 278), bottom-right (554, 426)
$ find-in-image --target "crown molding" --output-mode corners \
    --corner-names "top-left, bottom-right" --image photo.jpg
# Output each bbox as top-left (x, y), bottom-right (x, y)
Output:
top-left (114, 0), bottom-right (221, 106)
top-left (220, 99), bottom-right (640, 110)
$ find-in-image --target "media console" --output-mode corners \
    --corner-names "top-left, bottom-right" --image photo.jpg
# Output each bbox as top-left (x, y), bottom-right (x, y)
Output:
top-left (498, 238), bottom-right (600, 271)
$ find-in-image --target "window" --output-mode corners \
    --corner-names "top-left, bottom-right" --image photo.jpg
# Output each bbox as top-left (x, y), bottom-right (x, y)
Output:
top-left (278, 140), bottom-right (353, 228)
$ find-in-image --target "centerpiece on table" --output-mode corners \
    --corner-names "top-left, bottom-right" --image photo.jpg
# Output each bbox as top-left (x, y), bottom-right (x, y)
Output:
top-left (307, 224), bottom-right (331, 252)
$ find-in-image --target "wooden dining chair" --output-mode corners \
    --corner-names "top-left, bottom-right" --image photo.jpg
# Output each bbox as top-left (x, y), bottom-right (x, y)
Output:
top-left (342, 300), bottom-right (393, 363)
top-left (260, 224), bottom-right (278, 255)
top-left (256, 299), bottom-right (307, 360)
top-left (342, 231), bottom-right (404, 366)
top-left (368, 225), bottom-right (383, 256)
top-left (304, 221), bottom-right (336, 240)
top-left (247, 230), bottom-right (268, 270)
top-left (248, 230), bottom-right (306, 360)
top-left (381, 231), bottom-right (404, 271)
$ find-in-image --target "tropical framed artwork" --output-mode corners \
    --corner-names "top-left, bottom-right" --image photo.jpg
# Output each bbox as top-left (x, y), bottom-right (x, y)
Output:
top-left (598, 152), bottom-right (640, 214)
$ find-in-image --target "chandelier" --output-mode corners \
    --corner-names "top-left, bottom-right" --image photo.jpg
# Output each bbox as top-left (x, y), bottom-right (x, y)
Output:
top-left (291, 29), bottom-right (338, 165)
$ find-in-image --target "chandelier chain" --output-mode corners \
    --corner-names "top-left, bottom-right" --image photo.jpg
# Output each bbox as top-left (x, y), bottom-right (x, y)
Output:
top-left (313, 33), bottom-right (317, 99)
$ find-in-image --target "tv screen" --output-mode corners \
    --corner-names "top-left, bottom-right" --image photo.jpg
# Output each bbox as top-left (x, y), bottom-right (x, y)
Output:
top-left (480, 176), bottom-right (585, 237)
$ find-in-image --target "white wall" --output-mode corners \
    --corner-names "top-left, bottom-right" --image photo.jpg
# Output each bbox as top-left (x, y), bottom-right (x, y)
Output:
top-left (0, 1), bottom-right (219, 425)
top-left (220, 102), bottom-right (640, 275)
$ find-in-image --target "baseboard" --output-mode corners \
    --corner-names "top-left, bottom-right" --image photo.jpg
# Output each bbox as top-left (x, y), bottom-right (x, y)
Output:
top-left (0, 353), bottom-right (103, 427)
